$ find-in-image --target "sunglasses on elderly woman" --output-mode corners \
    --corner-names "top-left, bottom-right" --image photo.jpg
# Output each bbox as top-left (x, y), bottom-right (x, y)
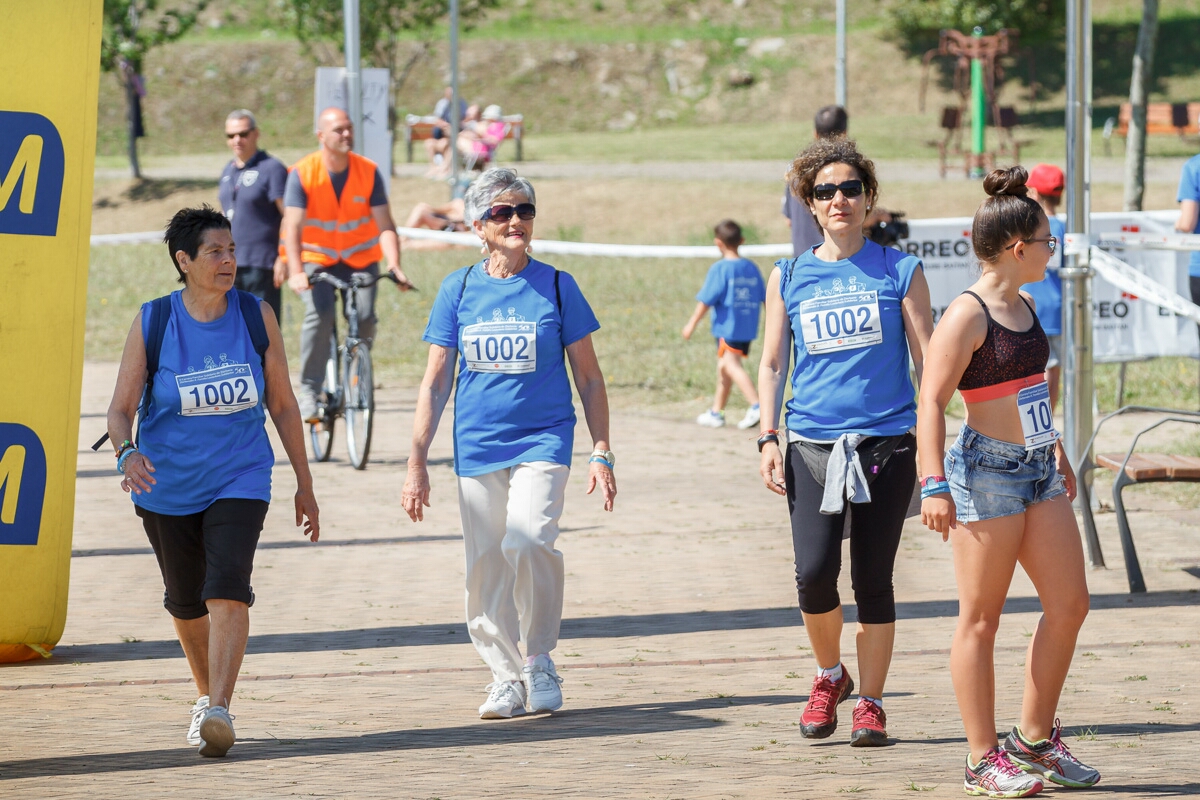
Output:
top-left (482, 203), bottom-right (536, 223)
top-left (812, 180), bottom-right (865, 202)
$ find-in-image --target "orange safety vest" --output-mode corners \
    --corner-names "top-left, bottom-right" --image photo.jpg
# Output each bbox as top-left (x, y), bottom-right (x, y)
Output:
top-left (288, 151), bottom-right (384, 268)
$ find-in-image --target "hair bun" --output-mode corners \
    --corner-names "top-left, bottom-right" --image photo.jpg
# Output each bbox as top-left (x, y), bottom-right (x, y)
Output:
top-left (983, 166), bottom-right (1030, 198)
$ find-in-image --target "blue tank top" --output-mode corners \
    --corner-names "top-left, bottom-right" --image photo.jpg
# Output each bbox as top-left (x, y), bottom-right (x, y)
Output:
top-left (779, 240), bottom-right (922, 438)
top-left (133, 289), bottom-right (274, 515)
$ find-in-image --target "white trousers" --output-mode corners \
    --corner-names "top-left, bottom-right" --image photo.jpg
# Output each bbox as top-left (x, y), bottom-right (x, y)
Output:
top-left (457, 461), bottom-right (569, 683)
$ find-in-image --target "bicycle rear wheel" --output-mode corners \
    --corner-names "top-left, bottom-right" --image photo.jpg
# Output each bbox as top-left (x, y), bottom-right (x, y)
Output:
top-left (309, 333), bottom-right (338, 462)
top-left (344, 343), bottom-right (374, 469)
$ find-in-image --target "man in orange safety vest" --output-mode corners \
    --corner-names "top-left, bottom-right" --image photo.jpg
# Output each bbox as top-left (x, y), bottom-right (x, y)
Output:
top-left (283, 107), bottom-right (412, 422)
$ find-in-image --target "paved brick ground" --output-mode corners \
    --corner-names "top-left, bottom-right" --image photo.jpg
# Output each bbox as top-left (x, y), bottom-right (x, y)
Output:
top-left (1, 362), bottom-right (1197, 799)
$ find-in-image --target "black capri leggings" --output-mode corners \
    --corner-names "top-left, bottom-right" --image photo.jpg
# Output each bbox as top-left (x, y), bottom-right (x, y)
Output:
top-left (784, 434), bottom-right (916, 624)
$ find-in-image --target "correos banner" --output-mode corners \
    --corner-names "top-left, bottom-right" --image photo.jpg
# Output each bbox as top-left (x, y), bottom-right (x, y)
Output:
top-left (0, 2), bottom-right (103, 662)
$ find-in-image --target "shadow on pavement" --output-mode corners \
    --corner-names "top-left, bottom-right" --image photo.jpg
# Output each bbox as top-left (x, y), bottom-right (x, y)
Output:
top-left (0, 694), bottom-right (795, 779)
top-left (34, 590), bottom-right (1200, 666)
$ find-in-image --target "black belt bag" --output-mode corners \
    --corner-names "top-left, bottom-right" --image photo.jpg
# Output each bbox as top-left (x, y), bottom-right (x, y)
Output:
top-left (794, 433), bottom-right (912, 488)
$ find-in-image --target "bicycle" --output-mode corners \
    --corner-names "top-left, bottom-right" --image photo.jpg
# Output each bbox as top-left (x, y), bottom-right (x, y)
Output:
top-left (307, 269), bottom-right (405, 470)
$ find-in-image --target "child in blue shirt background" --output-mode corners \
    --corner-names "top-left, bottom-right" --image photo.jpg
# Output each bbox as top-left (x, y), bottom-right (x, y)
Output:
top-left (682, 219), bottom-right (767, 430)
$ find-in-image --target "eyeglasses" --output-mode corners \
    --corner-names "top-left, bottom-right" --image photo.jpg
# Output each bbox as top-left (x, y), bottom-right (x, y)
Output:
top-left (482, 203), bottom-right (536, 223)
top-left (1004, 235), bottom-right (1058, 254)
top-left (812, 180), bottom-right (864, 202)
top-left (226, 128), bottom-right (255, 140)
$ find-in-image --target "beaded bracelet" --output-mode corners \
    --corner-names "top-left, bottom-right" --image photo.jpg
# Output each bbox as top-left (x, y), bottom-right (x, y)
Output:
top-left (114, 439), bottom-right (135, 460)
top-left (117, 447), bottom-right (139, 475)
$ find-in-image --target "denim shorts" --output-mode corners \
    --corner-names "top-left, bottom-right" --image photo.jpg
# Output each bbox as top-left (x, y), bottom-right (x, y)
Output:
top-left (945, 425), bottom-right (1066, 523)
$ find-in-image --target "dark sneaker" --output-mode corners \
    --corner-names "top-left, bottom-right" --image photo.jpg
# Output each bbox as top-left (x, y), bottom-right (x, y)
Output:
top-left (1004, 719), bottom-right (1101, 788)
top-left (799, 668), bottom-right (854, 739)
top-left (849, 699), bottom-right (888, 747)
top-left (964, 747), bottom-right (1044, 797)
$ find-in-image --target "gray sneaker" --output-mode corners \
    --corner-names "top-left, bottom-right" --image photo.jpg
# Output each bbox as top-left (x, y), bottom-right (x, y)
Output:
top-left (523, 654), bottom-right (563, 713)
top-left (964, 747), bottom-right (1044, 797)
top-left (298, 393), bottom-right (321, 424)
top-left (1004, 720), bottom-right (1101, 788)
top-left (479, 680), bottom-right (527, 719)
top-left (198, 705), bottom-right (236, 758)
top-left (186, 695), bottom-right (209, 746)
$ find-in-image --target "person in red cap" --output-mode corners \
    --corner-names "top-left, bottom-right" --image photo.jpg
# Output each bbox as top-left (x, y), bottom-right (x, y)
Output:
top-left (1022, 163), bottom-right (1066, 407)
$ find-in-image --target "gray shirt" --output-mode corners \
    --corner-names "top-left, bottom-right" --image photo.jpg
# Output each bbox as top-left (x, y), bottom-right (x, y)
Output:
top-left (782, 188), bottom-right (824, 257)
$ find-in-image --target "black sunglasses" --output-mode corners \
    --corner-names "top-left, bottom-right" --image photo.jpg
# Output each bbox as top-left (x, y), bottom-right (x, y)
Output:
top-left (226, 127), bottom-right (255, 140)
top-left (482, 203), bottom-right (536, 223)
top-left (1005, 235), bottom-right (1058, 254)
top-left (812, 180), bottom-right (864, 202)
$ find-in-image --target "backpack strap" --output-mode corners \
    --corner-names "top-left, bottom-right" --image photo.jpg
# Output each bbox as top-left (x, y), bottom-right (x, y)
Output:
top-left (554, 268), bottom-right (562, 317)
top-left (136, 295), bottom-right (173, 445)
top-left (236, 289), bottom-right (270, 361)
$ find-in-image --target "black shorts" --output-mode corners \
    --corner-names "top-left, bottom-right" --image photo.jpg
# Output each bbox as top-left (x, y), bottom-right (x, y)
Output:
top-left (717, 338), bottom-right (752, 358)
top-left (136, 498), bottom-right (269, 619)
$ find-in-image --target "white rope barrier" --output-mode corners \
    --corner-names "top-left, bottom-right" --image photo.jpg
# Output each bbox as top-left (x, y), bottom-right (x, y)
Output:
top-left (1088, 247), bottom-right (1200, 324)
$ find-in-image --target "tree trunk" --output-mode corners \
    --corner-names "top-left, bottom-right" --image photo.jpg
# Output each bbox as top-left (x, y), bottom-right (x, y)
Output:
top-left (124, 77), bottom-right (142, 180)
top-left (1123, 0), bottom-right (1159, 211)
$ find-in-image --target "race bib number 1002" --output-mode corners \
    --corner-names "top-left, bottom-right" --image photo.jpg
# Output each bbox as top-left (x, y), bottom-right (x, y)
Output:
top-left (462, 321), bottom-right (537, 374)
top-left (176, 364), bottom-right (260, 416)
top-left (1016, 380), bottom-right (1060, 451)
top-left (798, 291), bottom-right (883, 354)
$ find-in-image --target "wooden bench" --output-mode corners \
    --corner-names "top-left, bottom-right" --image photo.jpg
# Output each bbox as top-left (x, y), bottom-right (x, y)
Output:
top-left (403, 113), bottom-right (525, 163)
top-left (1112, 102), bottom-right (1200, 137)
top-left (1077, 407), bottom-right (1200, 593)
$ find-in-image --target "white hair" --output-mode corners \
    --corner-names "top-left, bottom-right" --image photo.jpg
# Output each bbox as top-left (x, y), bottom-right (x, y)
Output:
top-left (225, 109), bottom-right (257, 129)
top-left (464, 168), bottom-right (536, 222)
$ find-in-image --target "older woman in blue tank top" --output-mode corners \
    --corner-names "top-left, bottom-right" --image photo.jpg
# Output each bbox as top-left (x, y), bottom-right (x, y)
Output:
top-left (106, 207), bottom-right (319, 759)
top-left (757, 138), bottom-right (934, 748)
top-left (917, 168), bottom-right (1098, 797)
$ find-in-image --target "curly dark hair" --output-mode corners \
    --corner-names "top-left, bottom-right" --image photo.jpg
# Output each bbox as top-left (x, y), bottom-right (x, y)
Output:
top-left (972, 166), bottom-right (1045, 264)
top-left (785, 138), bottom-right (878, 208)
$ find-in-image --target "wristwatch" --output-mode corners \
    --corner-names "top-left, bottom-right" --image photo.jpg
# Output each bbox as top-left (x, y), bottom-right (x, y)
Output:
top-left (757, 431), bottom-right (780, 452)
top-left (591, 449), bottom-right (616, 467)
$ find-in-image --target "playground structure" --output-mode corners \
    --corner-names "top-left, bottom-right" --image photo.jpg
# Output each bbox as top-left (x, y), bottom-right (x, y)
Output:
top-left (920, 28), bottom-right (1031, 178)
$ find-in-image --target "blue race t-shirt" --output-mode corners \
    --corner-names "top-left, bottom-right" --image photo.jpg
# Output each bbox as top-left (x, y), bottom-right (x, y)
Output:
top-left (779, 239), bottom-right (922, 438)
top-left (424, 259), bottom-right (601, 477)
top-left (1021, 215), bottom-right (1065, 335)
top-left (1176, 153), bottom-right (1200, 276)
top-left (134, 289), bottom-right (274, 515)
top-left (218, 150), bottom-right (287, 269)
top-left (697, 257), bottom-right (766, 341)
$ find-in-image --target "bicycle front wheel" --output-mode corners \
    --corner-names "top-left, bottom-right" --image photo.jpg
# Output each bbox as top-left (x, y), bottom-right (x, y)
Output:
top-left (309, 333), bottom-right (338, 462)
top-left (344, 343), bottom-right (375, 470)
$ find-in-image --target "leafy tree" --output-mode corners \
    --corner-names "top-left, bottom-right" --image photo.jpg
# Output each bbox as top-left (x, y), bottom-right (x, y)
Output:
top-left (100, 0), bottom-right (210, 178)
top-left (283, 0), bottom-right (501, 145)
top-left (1123, 0), bottom-right (1159, 211)
top-left (890, 0), bottom-right (1064, 45)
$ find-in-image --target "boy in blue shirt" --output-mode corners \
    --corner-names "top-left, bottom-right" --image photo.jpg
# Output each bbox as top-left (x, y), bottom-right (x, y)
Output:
top-left (682, 219), bottom-right (767, 429)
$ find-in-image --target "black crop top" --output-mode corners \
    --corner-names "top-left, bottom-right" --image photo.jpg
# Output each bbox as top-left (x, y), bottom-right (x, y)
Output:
top-left (957, 291), bottom-right (1049, 397)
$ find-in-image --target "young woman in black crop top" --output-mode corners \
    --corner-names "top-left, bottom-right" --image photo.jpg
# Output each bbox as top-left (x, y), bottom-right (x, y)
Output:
top-left (915, 168), bottom-right (1099, 797)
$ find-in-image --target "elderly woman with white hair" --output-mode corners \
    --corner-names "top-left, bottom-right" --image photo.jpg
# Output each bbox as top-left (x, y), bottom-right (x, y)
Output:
top-left (401, 167), bottom-right (616, 720)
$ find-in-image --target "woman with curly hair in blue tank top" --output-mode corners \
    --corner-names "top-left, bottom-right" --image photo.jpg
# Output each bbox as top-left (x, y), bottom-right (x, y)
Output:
top-left (918, 167), bottom-right (1100, 797)
top-left (757, 138), bottom-right (935, 748)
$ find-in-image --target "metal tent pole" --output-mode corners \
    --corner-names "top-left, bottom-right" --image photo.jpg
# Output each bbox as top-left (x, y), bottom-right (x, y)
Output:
top-left (1064, 0), bottom-right (1102, 566)
top-left (449, 0), bottom-right (461, 196)
top-left (835, 0), bottom-right (846, 108)
top-left (343, 0), bottom-right (362, 136)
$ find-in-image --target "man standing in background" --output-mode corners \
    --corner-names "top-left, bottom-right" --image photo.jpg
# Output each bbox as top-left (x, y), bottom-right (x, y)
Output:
top-left (219, 109), bottom-right (288, 320)
top-left (782, 105), bottom-right (848, 258)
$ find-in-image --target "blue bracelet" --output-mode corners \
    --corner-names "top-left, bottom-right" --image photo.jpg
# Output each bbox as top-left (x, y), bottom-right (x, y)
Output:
top-left (920, 481), bottom-right (950, 499)
top-left (589, 456), bottom-right (614, 469)
top-left (117, 447), bottom-right (139, 475)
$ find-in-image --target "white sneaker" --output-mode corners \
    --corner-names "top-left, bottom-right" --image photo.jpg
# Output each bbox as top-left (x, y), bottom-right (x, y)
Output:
top-left (696, 409), bottom-right (725, 428)
top-left (523, 654), bottom-right (564, 713)
top-left (737, 405), bottom-right (761, 430)
top-left (186, 695), bottom-right (209, 746)
top-left (479, 680), bottom-right (527, 719)
top-left (198, 705), bottom-right (236, 758)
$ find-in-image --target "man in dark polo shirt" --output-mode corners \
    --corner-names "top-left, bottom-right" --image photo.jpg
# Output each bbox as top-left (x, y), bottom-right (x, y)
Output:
top-left (219, 109), bottom-right (288, 319)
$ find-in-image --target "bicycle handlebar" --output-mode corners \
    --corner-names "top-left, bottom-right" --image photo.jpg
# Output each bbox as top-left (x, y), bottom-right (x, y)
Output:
top-left (309, 270), bottom-right (416, 292)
